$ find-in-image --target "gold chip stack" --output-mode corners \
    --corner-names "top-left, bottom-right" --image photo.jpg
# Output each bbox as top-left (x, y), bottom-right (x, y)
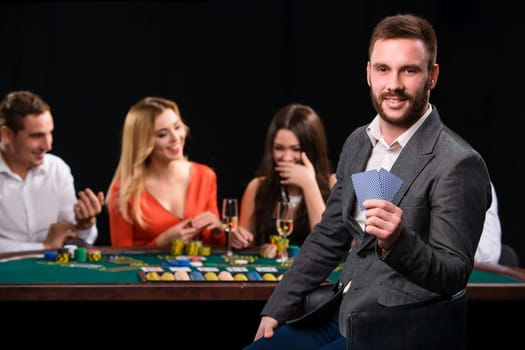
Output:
top-left (186, 240), bottom-right (202, 256)
top-left (171, 239), bottom-right (185, 255)
top-left (199, 245), bottom-right (211, 256)
top-left (55, 248), bottom-right (70, 263)
top-left (87, 249), bottom-right (102, 261)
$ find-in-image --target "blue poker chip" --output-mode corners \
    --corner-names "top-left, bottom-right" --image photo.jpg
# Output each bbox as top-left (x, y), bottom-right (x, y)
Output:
top-left (163, 259), bottom-right (191, 267)
top-left (247, 271), bottom-right (262, 281)
top-left (288, 245), bottom-right (300, 257)
top-left (44, 251), bottom-right (57, 261)
top-left (190, 271), bottom-right (205, 281)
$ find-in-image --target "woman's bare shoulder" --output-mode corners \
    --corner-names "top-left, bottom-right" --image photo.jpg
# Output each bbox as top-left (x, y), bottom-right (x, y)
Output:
top-left (246, 176), bottom-right (265, 191)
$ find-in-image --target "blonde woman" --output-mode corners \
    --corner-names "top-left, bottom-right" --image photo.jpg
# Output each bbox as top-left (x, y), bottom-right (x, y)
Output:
top-left (107, 97), bottom-right (224, 248)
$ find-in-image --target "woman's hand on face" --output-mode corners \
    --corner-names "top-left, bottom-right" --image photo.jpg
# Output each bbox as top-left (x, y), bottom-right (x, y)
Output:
top-left (275, 152), bottom-right (316, 189)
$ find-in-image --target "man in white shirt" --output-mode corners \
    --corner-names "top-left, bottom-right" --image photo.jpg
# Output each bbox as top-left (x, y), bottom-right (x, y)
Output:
top-left (0, 90), bottom-right (104, 253)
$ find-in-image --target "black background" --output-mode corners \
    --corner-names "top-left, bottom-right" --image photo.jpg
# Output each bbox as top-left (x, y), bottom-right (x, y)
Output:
top-left (1, 1), bottom-right (523, 265)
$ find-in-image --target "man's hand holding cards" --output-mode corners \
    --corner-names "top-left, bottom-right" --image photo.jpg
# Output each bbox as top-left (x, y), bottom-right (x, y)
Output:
top-left (351, 168), bottom-right (403, 210)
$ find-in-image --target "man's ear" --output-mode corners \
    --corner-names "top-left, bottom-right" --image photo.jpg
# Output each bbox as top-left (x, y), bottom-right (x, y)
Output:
top-left (366, 61), bottom-right (371, 87)
top-left (0, 125), bottom-right (12, 144)
top-left (428, 64), bottom-right (439, 90)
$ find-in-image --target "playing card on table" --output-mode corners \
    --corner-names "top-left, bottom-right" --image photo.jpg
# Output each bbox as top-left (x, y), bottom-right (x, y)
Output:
top-left (351, 168), bottom-right (403, 210)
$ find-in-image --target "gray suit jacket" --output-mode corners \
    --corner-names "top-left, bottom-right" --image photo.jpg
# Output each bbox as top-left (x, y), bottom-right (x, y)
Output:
top-left (261, 107), bottom-right (492, 336)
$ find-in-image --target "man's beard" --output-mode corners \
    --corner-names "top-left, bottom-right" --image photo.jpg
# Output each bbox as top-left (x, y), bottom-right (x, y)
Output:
top-left (370, 80), bottom-right (430, 128)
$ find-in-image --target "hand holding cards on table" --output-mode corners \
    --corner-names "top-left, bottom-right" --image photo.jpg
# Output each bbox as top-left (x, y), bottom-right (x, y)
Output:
top-left (351, 168), bottom-right (403, 210)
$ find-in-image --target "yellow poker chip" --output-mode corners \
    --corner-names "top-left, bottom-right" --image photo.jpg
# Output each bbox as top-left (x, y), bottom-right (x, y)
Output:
top-left (233, 273), bottom-right (248, 281)
top-left (199, 246), bottom-right (211, 256)
top-left (262, 273), bottom-right (277, 281)
top-left (146, 272), bottom-right (160, 281)
top-left (160, 272), bottom-right (175, 281)
top-left (204, 272), bottom-right (219, 281)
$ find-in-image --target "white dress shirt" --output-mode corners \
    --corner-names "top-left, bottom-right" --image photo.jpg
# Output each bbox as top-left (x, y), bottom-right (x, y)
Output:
top-left (0, 152), bottom-right (97, 253)
top-left (475, 182), bottom-right (502, 264)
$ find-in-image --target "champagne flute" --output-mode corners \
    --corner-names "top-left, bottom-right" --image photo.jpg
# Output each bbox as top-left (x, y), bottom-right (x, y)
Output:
top-left (222, 198), bottom-right (238, 257)
top-left (275, 200), bottom-right (296, 263)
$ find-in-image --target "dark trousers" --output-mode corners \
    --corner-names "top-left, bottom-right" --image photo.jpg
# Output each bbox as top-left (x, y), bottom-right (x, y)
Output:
top-left (242, 308), bottom-right (345, 350)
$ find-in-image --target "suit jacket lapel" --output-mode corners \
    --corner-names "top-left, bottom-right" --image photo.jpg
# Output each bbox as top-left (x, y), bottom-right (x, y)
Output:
top-left (390, 108), bottom-right (443, 205)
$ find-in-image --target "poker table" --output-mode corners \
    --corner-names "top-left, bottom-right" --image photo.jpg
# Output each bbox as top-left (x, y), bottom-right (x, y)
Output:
top-left (0, 246), bottom-right (524, 301)
top-left (1, 246), bottom-right (524, 348)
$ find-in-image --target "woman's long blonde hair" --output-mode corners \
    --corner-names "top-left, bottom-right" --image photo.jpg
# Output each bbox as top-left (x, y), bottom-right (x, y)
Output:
top-left (106, 97), bottom-right (188, 228)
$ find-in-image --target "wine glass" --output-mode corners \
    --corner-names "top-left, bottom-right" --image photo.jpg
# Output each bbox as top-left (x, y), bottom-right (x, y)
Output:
top-left (222, 198), bottom-right (238, 257)
top-left (275, 200), bottom-right (296, 263)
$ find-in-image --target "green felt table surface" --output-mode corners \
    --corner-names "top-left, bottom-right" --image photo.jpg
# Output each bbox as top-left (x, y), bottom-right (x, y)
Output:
top-left (0, 252), bottom-right (288, 284)
top-left (0, 252), bottom-right (520, 284)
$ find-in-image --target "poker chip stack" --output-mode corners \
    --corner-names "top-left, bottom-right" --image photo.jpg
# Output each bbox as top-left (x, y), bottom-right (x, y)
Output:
top-left (170, 239), bottom-right (211, 257)
top-left (55, 248), bottom-right (70, 263)
top-left (75, 247), bottom-right (87, 262)
top-left (63, 244), bottom-right (77, 259)
top-left (87, 248), bottom-right (102, 261)
top-left (171, 239), bottom-right (185, 255)
top-left (45, 246), bottom-right (88, 263)
top-left (44, 251), bottom-right (57, 261)
top-left (288, 245), bottom-right (300, 258)
top-left (269, 235), bottom-right (288, 259)
top-left (199, 245), bottom-right (211, 256)
top-left (45, 244), bottom-right (98, 266)
top-left (186, 240), bottom-right (202, 256)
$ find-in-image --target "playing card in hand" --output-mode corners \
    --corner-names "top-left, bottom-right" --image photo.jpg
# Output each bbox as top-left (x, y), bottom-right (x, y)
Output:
top-left (378, 168), bottom-right (404, 201)
top-left (351, 168), bottom-right (403, 210)
top-left (351, 170), bottom-right (384, 210)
